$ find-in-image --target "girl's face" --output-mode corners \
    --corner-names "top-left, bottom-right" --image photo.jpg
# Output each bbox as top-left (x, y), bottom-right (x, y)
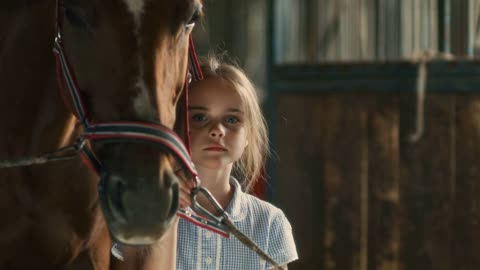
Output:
top-left (188, 78), bottom-right (248, 170)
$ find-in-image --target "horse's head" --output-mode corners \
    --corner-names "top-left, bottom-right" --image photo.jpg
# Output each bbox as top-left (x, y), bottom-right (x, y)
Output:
top-left (59, 0), bottom-right (202, 244)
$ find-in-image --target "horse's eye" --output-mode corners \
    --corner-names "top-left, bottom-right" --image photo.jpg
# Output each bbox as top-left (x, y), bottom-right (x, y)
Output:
top-left (185, 5), bottom-right (202, 29)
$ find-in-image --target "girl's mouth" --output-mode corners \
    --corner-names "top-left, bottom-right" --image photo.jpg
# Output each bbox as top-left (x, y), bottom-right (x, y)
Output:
top-left (204, 146), bottom-right (227, 151)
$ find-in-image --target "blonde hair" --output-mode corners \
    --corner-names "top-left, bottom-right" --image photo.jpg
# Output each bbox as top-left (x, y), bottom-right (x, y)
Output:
top-left (192, 54), bottom-right (270, 192)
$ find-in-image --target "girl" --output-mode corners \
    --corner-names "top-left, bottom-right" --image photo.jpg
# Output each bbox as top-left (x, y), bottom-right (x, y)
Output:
top-left (176, 55), bottom-right (298, 270)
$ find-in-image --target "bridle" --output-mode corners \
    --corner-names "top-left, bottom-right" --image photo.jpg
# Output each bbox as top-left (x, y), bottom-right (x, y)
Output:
top-left (51, 0), bottom-right (197, 179)
top-left (0, 0), bottom-right (283, 268)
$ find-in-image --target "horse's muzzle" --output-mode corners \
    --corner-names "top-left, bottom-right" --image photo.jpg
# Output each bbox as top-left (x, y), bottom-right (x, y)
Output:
top-left (97, 166), bottom-right (179, 245)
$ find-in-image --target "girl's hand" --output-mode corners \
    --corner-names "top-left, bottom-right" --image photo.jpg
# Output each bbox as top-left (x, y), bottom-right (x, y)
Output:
top-left (175, 169), bottom-right (197, 209)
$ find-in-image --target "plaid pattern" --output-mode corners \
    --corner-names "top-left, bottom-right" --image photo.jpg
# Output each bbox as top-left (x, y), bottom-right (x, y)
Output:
top-left (177, 177), bottom-right (298, 270)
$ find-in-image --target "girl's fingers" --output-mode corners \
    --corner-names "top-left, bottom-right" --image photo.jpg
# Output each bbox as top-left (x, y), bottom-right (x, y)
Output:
top-left (174, 168), bottom-right (201, 209)
top-left (180, 185), bottom-right (192, 194)
top-left (179, 200), bottom-right (191, 209)
top-left (179, 185), bottom-right (193, 209)
top-left (179, 197), bottom-right (191, 209)
top-left (174, 168), bottom-right (199, 187)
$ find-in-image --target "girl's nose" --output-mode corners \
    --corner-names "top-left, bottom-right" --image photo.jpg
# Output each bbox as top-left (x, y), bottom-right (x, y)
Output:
top-left (209, 123), bottom-right (225, 138)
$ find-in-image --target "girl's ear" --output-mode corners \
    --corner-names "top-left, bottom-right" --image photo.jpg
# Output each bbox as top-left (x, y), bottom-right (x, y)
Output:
top-left (245, 140), bottom-right (249, 147)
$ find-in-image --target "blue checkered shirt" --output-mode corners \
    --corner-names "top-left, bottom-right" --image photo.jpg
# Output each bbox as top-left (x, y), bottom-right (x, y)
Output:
top-left (176, 177), bottom-right (298, 270)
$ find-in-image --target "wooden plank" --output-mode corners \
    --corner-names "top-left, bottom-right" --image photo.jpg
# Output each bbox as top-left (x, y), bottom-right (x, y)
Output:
top-left (366, 94), bottom-right (401, 270)
top-left (452, 96), bottom-right (480, 269)
top-left (275, 94), bottom-right (325, 270)
top-left (275, 93), bottom-right (367, 270)
top-left (398, 94), bottom-right (454, 270)
top-left (321, 94), bottom-right (365, 270)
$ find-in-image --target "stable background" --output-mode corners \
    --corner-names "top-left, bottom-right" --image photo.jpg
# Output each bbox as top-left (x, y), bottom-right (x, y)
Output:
top-left (193, 1), bottom-right (480, 269)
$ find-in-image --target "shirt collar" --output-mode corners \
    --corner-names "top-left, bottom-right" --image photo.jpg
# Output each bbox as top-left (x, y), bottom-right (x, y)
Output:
top-left (224, 176), bottom-right (247, 221)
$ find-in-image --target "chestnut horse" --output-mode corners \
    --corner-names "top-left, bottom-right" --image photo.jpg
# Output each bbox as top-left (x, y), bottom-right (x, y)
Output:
top-left (0, 0), bottom-right (201, 269)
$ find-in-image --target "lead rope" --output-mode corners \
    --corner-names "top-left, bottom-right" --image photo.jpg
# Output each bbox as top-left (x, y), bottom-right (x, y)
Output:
top-left (0, 139), bottom-right (86, 168)
top-left (408, 50), bottom-right (454, 143)
top-left (189, 184), bottom-right (285, 269)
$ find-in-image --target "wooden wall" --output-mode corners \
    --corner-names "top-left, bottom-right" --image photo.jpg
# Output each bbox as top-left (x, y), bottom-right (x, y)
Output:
top-left (272, 93), bottom-right (480, 270)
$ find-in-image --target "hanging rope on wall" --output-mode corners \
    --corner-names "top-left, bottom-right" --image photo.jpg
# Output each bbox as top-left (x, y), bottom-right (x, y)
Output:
top-left (408, 50), bottom-right (454, 143)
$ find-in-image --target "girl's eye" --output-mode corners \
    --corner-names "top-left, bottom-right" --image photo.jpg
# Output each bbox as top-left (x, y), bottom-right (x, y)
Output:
top-left (225, 116), bottom-right (240, 124)
top-left (191, 114), bottom-right (206, 122)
